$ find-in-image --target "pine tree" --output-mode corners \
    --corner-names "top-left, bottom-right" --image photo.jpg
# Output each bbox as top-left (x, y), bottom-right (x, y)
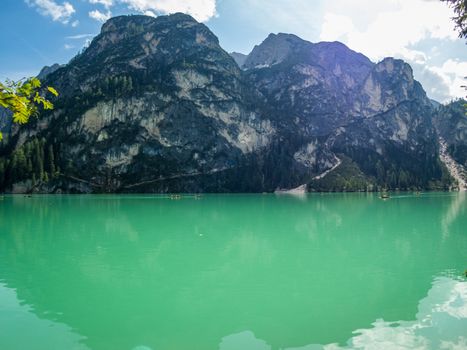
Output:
top-left (14, 149), bottom-right (28, 180)
top-left (33, 139), bottom-right (44, 179)
top-left (47, 144), bottom-right (55, 175)
top-left (0, 158), bottom-right (5, 188)
top-left (122, 76), bottom-right (128, 93)
top-left (27, 159), bottom-right (33, 174)
top-left (399, 170), bottom-right (408, 189)
top-left (376, 160), bottom-right (385, 183)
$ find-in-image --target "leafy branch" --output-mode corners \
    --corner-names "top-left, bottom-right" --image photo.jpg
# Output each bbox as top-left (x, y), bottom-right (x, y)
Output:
top-left (442, 0), bottom-right (467, 39)
top-left (0, 77), bottom-right (58, 140)
top-left (441, 1), bottom-right (467, 114)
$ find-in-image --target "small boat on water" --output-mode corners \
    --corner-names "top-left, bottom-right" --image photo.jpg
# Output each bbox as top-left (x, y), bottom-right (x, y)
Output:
top-left (380, 191), bottom-right (390, 199)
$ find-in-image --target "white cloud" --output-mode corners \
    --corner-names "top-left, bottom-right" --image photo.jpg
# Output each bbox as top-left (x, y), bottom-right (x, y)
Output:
top-left (66, 34), bottom-right (95, 40)
top-left (89, 9), bottom-right (112, 22)
top-left (428, 59), bottom-right (467, 102)
top-left (89, 0), bottom-right (114, 8)
top-left (143, 10), bottom-right (157, 17)
top-left (398, 48), bottom-right (427, 65)
top-left (224, 0), bottom-right (323, 44)
top-left (283, 277), bottom-right (467, 350)
top-left (71, 20), bottom-right (79, 27)
top-left (25, 0), bottom-right (75, 24)
top-left (320, 0), bottom-right (458, 60)
top-left (319, 13), bottom-right (353, 42)
top-left (64, 44), bottom-right (75, 49)
top-left (120, 0), bottom-right (216, 22)
top-left (84, 38), bottom-right (92, 48)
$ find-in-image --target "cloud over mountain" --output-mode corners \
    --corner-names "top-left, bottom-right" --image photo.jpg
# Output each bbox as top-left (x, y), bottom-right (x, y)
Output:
top-left (25, 0), bottom-right (75, 24)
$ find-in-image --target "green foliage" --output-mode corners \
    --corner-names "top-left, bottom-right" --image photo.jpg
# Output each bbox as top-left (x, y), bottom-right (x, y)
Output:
top-left (127, 23), bottom-right (145, 35)
top-left (309, 156), bottom-right (376, 192)
top-left (91, 75), bottom-right (135, 99)
top-left (442, 0), bottom-right (467, 110)
top-left (442, 0), bottom-right (467, 39)
top-left (0, 77), bottom-right (58, 140)
top-left (307, 153), bottom-right (452, 192)
top-left (463, 82), bottom-right (467, 113)
top-left (0, 137), bottom-right (59, 190)
top-left (334, 139), bottom-right (451, 190)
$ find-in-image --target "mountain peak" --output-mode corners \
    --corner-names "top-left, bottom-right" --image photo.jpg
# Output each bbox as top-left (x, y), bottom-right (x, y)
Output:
top-left (101, 15), bottom-right (156, 33)
top-left (79, 12), bottom-right (220, 66)
top-left (372, 57), bottom-right (417, 90)
top-left (376, 57), bottom-right (412, 74)
top-left (311, 41), bottom-right (373, 82)
top-left (265, 32), bottom-right (306, 43)
top-left (313, 41), bottom-right (361, 57)
top-left (37, 63), bottom-right (64, 80)
top-left (50, 11), bottom-right (236, 99)
top-left (229, 52), bottom-right (247, 67)
top-left (101, 13), bottom-right (199, 34)
top-left (243, 32), bottom-right (310, 69)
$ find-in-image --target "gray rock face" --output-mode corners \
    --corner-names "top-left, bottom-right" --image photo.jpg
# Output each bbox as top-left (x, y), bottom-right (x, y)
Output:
top-left (243, 36), bottom-right (442, 189)
top-left (0, 14), bottom-right (455, 193)
top-left (2, 14), bottom-right (274, 193)
top-left (229, 52), bottom-right (247, 68)
top-left (243, 33), bottom-right (309, 69)
top-left (435, 100), bottom-right (467, 167)
top-left (37, 63), bottom-right (64, 80)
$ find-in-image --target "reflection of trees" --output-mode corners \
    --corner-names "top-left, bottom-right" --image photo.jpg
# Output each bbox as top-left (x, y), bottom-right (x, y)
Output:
top-left (0, 194), bottom-right (465, 350)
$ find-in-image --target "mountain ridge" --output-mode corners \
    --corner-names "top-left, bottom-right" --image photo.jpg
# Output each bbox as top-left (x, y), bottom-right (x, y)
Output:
top-left (0, 13), bottom-right (464, 193)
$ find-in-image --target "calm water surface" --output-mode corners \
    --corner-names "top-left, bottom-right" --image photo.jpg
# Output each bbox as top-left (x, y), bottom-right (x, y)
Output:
top-left (0, 193), bottom-right (466, 350)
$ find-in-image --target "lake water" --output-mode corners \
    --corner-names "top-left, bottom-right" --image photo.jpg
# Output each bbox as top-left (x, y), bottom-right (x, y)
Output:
top-left (0, 193), bottom-right (466, 350)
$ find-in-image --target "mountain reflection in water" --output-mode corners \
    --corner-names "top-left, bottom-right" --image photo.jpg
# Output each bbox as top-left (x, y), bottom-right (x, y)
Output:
top-left (219, 276), bottom-right (467, 350)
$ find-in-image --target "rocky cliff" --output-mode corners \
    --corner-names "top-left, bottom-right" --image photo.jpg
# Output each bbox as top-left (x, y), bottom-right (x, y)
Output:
top-left (435, 100), bottom-right (467, 166)
top-left (434, 100), bottom-right (467, 189)
top-left (242, 34), bottom-right (446, 191)
top-left (0, 13), bottom-right (458, 193)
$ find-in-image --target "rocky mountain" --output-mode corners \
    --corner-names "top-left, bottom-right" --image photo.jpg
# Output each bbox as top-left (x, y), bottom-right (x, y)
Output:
top-left (435, 99), bottom-right (467, 169)
top-left (37, 63), bottom-right (64, 80)
top-left (229, 52), bottom-right (247, 67)
top-left (240, 34), bottom-right (446, 191)
top-left (0, 13), bottom-right (460, 193)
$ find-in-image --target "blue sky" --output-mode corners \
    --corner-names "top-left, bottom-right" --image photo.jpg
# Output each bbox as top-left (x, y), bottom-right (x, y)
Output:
top-left (0, 0), bottom-right (465, 102)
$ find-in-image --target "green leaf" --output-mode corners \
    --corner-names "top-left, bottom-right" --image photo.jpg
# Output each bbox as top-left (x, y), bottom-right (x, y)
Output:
top-left (47, 86), bottom-right (59, 97)
top-left (30, 77), bottom-right (41, 89)
top-left (13, 110), bottom-right (29, 124)
top-left (0, 76), bottom-right (58, 129)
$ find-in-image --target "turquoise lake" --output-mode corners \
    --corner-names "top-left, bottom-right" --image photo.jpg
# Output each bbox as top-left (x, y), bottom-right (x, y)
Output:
top-left (0, 193), bottom-right (466, 349)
